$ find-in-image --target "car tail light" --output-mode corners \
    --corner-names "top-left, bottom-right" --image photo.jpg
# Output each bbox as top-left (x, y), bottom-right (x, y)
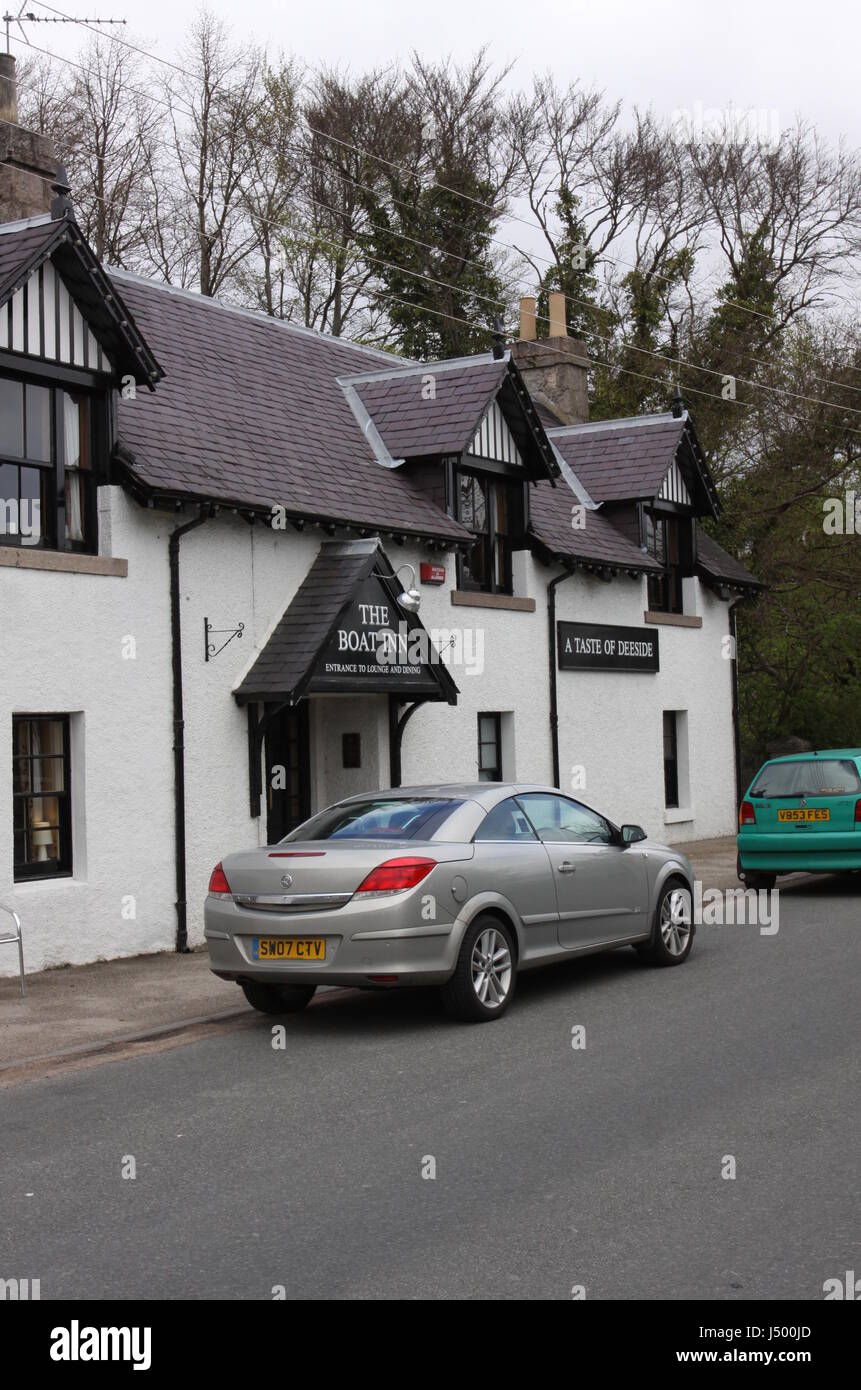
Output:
top-left (355, 857), bottom-right (436, 895)
top-left (208, 861), bottom-right (232, 896)
top-left (739, 801), bottom-right (756, 826)
top-left (855, 799), bottom-right (861, 826)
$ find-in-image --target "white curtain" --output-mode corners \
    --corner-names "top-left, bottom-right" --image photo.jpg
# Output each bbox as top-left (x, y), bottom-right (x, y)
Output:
top-left (64, 393), bottom-right (84, 542)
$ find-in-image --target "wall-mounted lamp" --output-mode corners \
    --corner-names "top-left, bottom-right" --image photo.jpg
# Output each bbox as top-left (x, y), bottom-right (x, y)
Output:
top-left (394, 563), bottom-right (421, 613)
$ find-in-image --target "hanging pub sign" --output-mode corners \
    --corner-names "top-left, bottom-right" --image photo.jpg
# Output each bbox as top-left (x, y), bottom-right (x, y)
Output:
top-left (310, 573), bottom-right (445, 695)
top-left (557, 620), bottom-right (660, 673)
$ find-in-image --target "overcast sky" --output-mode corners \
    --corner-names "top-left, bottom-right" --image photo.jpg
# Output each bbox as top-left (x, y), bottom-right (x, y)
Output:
top-left (10, 0), bottom-right (860, 151)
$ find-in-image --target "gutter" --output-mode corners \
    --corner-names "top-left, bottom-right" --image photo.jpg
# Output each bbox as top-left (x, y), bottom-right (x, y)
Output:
top-left (169, 505), bottom-right (210, 953)
top-left (547, 564), bottom-right (578, 789)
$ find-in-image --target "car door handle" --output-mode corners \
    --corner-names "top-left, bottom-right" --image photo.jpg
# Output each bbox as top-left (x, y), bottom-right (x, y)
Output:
top-left (557, 861), bottom-right (577, 873)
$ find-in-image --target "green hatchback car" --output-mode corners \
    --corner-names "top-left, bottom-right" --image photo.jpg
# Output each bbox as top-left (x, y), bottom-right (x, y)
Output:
top-left (737, 749), bottom-right (861, 889)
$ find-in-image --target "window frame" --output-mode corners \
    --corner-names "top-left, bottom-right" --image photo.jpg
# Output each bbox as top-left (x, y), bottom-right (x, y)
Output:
top-left (453, 464), bottom-right (525, 596)
top-left (644, 507), bottom-right (693, 615)
top-left (12, 713), bottom-right (74, 881)
top-left (663, 711), bottom-right (680, 809)
top-left (0, 363), bottom-right (107, 556)
top-left (477, 712), bottom-right (503, 781)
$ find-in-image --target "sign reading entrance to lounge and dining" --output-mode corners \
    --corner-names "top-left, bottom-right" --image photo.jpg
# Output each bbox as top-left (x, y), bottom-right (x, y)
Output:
top-left (311, 573), bottom-right (444, 694)
top-left (557, 620), bottom-right (660, 673)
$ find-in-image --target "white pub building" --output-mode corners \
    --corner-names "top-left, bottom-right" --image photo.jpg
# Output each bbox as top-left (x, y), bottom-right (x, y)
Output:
top-left (0, 55), bottom-right (761, 978)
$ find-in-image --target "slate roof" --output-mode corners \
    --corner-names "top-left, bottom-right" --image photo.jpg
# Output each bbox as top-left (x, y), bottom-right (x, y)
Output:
top-left (0, 217), bottom-right (162, 384)
top-left (234, 538), bottom-right (458, 703)
top-left (696, 529), bottom-right (763, 590)
top-left (549, 415), bottom-right (692, 504)
top-left (0, 222), bottom-right (746, 577)
top-left (0, 218), bottom-right (58, 298)
top-left (347, 357), bottom-right (508, 459)
top-left (528, 483), bottom-right (663, 572)
top-left (111, 271), bottom-right (470, 543)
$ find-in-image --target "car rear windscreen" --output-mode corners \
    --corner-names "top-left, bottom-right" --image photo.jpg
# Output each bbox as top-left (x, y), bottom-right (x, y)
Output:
top-left (750, 759), bottom-right (861, 797)
top-left (282, 798), bottom-right (464, 841)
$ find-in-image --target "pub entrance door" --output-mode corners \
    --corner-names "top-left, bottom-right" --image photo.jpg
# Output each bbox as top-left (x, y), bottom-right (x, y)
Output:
top-left (264, 701), bottom-right (311, 844)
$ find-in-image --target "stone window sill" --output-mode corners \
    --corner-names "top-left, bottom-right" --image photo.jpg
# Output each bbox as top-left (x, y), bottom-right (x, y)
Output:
top-left (0, 549), bottom-right (127, 577)
top-left (664, 807), bottom-right (695, 825)
top-left (451, 590), bottom-right (536, 612)
top-left (644, 610), bottom-right (702, 628)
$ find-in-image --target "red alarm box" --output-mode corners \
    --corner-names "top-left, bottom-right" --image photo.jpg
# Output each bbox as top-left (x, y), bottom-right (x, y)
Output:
top-left (420, 562), bottom-right (446, 585)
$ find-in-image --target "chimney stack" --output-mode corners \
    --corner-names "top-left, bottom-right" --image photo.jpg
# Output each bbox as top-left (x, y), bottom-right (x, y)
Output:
top-left (0, 54), bottom-right (59, 223)
top-left (511, 293), bottom-right (589, 425)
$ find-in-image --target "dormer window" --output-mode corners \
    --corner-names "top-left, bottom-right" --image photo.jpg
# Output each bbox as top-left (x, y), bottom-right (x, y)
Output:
top-left (644, 509), bottom-right (693, 614)
top-left (455, 468), bottom-right (524, 595)
top-left (0, 372), bottom-right (102, 554)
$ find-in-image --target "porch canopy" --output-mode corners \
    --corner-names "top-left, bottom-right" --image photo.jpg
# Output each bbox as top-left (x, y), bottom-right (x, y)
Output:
top-left (234, 537), bottom-right (459, 707)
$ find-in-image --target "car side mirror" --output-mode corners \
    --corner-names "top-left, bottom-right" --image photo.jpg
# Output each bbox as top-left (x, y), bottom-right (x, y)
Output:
top-left (620, 824), bottom-right (647, 846)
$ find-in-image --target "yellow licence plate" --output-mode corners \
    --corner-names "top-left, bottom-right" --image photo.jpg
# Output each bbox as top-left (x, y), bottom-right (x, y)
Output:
top-left (252, 937), bottom-right (326, 961)
top-left (777, 808), bottom-right (830, 822)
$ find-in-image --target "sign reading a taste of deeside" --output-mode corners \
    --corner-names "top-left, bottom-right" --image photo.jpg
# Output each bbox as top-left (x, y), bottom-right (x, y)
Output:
top-left (557, 620), bottom-right (660, 673)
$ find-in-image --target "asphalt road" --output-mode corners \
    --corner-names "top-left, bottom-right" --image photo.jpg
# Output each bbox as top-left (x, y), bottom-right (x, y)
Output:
top-left (2, 876), bottom-right (859, 1300)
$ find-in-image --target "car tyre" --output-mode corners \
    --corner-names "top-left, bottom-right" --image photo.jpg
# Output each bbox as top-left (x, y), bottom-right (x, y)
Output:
top-left (637, 877), bottom-right (694, 966)
top-left (240, 980), bottom-right (316, 1014)
top-left (441, 914), bottom-right (517, 1023)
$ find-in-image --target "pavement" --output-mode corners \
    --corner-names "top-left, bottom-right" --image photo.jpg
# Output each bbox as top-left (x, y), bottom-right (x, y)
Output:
top-left (2, 874), bottom-right (858, 1299)
top-left (0, 835), bottom-right (812, 1074)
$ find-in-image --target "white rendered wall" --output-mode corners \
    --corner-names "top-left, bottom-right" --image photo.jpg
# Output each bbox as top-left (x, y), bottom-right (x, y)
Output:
top-left (0, 491), bottom-right (737, 976)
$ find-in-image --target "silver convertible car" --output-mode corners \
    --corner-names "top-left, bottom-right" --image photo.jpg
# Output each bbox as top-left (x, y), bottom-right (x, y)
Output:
top-left (205, 784), bottom-right (695, 1023)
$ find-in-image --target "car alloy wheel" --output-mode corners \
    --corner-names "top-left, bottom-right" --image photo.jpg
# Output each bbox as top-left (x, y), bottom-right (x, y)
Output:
top-left (659, 886), bottom-right (692, 957)
top-left (470, 926), bottom-right (512, 1008)
top-left (441, 914), bottom-right (518, 1021)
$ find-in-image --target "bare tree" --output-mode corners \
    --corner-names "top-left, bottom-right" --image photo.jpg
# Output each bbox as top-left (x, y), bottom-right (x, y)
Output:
top-left (17, 40), bottom-right (162, 267)
top-left (162, 9), bottom-right (264, 298)
top-left (688, 121), bottom-right (861, 335)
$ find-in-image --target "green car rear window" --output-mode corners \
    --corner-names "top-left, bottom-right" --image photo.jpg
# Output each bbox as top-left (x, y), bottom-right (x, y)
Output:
top-left (750, 759), bottom-right (861, 797)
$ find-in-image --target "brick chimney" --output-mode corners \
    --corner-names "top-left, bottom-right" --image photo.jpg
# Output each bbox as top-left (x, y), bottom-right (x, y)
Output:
top-left (511, 291), bottom-right (589, 425)
top-left (0, 54), bottom-right (58, 222)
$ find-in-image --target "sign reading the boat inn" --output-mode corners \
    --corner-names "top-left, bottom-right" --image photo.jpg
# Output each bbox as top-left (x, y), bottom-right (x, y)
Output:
top-left (557, 620), bottom-right (660, 673)
top-left (312, 574), bottom-right (441, 693)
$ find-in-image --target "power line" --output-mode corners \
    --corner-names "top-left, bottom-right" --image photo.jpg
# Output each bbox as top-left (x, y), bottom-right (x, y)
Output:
top-left (7, 143), bottom-right (861, 441)
top-left (30, 0), bottom-right (859, 351)
top-left (14, 18), bottom-right (861, 397)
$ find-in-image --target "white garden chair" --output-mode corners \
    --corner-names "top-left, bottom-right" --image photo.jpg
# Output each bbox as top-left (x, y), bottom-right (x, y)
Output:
top-left (0, 905), bottom-right (25, 998)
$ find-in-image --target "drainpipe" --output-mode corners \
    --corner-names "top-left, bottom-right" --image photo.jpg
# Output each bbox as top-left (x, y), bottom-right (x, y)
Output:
top-left (547, 564), bottom-right (577, 789)
top-left (729, 599), bottom-right (742, 811)
top-left (170, 505), bottom-right (210, 953)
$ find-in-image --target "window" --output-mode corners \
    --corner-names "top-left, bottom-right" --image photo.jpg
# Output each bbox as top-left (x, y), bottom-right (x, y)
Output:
top-left (477, 713), bottom-right (502, 780)
top-left (283, 797), bottom-right (464, 842)
top-left (663, 711), bottom-right (679, 808)
top-left (750, 758), bottom-right (861, 797)
top-left (455, 470), bottom-right (523, 594)
top-left (474, 797), bottom-right (537, 841)
top-left (342, 733), bottom-right (362, 769)
top-left (517, 792), bottom-right (613, 844)
top-left (0, 374), bottom-right (100, 553)
top-left (13, 715), bottom-right (72, 880)
top-left (644, 510), bottom-right (690, 614)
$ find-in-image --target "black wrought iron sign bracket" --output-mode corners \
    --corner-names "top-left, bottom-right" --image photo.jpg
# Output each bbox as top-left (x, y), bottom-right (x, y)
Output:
top-left (204, 617), bottom-right (245, 661)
